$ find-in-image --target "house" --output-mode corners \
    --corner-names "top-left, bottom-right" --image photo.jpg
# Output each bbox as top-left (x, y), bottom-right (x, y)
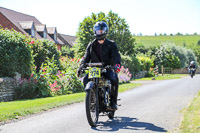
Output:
top-left (0, 7), bottom-right (76, 50)
top-left (58, 33), bottom-right (77, 48)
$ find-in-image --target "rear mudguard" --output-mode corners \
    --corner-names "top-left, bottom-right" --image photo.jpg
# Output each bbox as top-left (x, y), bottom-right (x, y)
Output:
top-left (85, 81), bottom-right (95, 91)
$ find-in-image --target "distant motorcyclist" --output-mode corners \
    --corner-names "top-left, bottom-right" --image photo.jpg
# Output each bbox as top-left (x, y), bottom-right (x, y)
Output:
top-left (188, 61), bottom-right (196, 75)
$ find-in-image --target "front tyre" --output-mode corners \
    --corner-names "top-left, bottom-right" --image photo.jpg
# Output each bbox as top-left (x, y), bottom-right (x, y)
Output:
top-left (85, 88), bottom-right (99, 127)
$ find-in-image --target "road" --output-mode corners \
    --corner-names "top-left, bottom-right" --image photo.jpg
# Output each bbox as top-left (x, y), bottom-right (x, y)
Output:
top-left (0, 75), bottom-right (200, 133)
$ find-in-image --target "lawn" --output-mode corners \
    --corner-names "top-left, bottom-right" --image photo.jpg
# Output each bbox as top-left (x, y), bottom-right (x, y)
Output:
top-left (177, 91), bottom-right (200, 133)
top-left (0, 82), bottom-right (141, 123)
top-left (133, 74), bottom-right (187, 81)
top-left (134, 35), bottom-right (200, 47)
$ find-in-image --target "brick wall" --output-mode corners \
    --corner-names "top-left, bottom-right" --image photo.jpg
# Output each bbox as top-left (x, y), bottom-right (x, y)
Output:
top-left (0, 77), bottom-right (17, 102)
top-left (0, 12), bottom-right (21, 32)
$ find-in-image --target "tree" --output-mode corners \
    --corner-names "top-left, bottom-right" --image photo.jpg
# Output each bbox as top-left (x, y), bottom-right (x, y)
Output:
top-left (176, 32), bottom-right (182, 36)
top-left (73, 11), bottom-right (135, 58)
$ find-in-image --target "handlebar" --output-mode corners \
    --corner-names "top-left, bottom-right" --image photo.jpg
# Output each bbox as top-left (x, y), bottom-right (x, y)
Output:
top-left (86, 63), bottom-right (103, 67)
top-left (80, 63), bottom-right (115, 73)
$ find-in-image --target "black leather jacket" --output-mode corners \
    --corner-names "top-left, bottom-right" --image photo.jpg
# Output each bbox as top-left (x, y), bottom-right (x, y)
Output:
top-left (79, 38), bottom-right (121, 68)
top-left (188, 64), bottom-right (196, 69)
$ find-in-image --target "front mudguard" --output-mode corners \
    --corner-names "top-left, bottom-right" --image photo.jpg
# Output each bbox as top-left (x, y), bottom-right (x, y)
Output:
top-left (85, 81), bottom-right (95, 92)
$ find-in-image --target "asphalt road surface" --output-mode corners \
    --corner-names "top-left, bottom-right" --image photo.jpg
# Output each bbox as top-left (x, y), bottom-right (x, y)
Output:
top-left (1, 75), bottom-right (200, 133)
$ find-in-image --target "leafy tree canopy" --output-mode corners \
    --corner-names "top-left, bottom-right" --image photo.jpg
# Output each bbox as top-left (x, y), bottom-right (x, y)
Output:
top-left (73, 11), bottom-right (135, 58)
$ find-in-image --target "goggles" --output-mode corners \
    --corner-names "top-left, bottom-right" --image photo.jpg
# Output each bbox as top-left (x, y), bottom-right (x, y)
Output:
top-left (94, 27), bottom-right (107, 35)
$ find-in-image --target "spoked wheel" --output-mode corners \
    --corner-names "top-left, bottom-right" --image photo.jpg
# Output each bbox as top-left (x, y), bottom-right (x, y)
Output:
top-left (108, 111), bottom-right (115, 119)
top-left (85, 88), bottom-right (99, 127)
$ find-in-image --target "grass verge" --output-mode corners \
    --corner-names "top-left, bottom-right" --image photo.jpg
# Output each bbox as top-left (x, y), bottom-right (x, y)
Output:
top-left (0, 82), bottom-right (141, 123)
top-left (133, 74), bottom-right (187, 81)
top-left (178, 91), bottom-right (200, 133)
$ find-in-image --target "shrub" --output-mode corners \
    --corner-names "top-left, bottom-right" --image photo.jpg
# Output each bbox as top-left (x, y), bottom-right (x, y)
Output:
top-left (58, 57), bottom-right (83, 94)
top-left (137, 55), bottom-right (154, 72)
top-left (31, 39), bottom-right (61, 72)
top-left (0, 28), bottom-right (33, 77)
top-left (155, 43), bottom-right (197, 68)
top-left (121, 54), bottom-right (141, 75)
top-left (198, 40), bottom-right (200, 45)
top-left (14, 74), bottom-right (51, 99)
top-left (15, 56), bottom-right (84, 99)
top-left (61, 45), bottom-right (74, 58)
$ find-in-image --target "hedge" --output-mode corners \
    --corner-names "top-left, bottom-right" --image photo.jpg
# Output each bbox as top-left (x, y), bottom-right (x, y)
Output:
top-left (0, 28), bottom-right (33, 77)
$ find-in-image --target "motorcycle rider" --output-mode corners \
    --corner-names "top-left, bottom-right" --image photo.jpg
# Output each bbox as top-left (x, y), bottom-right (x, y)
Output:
top-left (188, 61), bottom-right (196, 75)
top-left (77, 21), bottom-right (121, 110)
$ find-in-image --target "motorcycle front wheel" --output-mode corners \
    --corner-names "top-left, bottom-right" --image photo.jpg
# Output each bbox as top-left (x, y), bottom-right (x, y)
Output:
top-left (85, 88), bottom-right (99, 127)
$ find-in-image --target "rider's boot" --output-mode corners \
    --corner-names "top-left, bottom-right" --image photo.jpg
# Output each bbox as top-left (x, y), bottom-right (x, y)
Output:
top-left (111, 101), bottom-right (118, 110)
top-left (111, 85), bottom-right (118, 110)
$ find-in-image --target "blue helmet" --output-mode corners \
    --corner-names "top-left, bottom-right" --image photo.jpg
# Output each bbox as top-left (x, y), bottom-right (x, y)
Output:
top-left (93, 21), bottom-right (108, 40)
top-left (190, 61), bottom-right (195, 65)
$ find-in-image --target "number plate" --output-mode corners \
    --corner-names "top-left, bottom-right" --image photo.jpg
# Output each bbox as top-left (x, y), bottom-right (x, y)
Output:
top-left (88, 67), bottom-right (101, 79)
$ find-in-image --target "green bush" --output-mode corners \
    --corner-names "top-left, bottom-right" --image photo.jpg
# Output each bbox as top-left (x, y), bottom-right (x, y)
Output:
top-left (190, 45), bottom-right (200, 66)
top-left (15, 57), bottom-right (84, 99)
top-left (14, 75), bottom-right (51, 99)
top-left (134, 43), bottom-right (159, 57)
top-left (197, 40), bottom-right (200, 45)
top-left (61, 45), bottom-right (74, 58)
top-left (121, 54), bottom-right (141, 75)
top-left (155, 43), bottom-right (197, 68)
top-left (0, 28), bottom-right (33, 77)
top-left (137, 55), bottom-right (154, 71)
top-left (31, 39), bottom-right (61, 72)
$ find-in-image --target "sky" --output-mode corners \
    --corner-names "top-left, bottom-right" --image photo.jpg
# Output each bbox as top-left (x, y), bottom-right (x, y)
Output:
top-left (0, 0), bottom-right (200, 36)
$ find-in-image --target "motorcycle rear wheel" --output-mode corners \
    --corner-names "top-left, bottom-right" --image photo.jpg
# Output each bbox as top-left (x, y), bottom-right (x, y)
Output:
top-left (85, 88), bottom-right (99, 127)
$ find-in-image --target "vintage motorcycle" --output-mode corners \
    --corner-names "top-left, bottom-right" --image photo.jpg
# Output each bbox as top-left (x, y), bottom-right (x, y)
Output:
top-left (81, 63), bottom-right (116, 127)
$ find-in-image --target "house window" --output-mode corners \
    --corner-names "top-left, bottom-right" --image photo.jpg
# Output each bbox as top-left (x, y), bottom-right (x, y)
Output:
top-left (25, 29), bottom-right (31, 36)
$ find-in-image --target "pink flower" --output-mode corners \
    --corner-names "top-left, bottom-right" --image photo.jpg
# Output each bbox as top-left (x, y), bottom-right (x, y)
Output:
top-left (121, 66), bottom-right (124, 70)
top-left (29, 41), bottom-right (34, 44)
top-left (58, 70), bottom-right (61, 74)
top-left (126, 68), bottom-right (129, 73)
top-left (31, 73), bottom-right (33, 77)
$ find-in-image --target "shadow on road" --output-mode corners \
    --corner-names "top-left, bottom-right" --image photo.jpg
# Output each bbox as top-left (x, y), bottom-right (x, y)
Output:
top-left (92, 116), bottom-right (168, 132)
